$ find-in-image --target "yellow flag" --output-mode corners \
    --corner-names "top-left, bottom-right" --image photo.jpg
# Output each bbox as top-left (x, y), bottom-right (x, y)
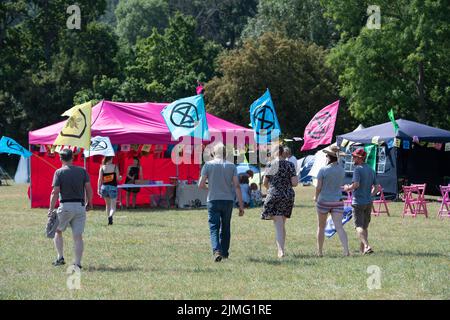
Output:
top-left (54, 101), bottom-right (92, 150)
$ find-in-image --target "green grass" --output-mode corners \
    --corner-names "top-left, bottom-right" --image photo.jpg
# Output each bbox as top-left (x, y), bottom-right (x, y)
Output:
top-left (0, 184), bottom-right (449, 299)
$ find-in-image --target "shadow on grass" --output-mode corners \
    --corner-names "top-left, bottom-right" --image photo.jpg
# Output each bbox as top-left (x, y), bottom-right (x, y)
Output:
top-left (147, 267), bottom-right (225, 274)
top-left (246, 251), bottom-right (363, 265)
top-left (247, 255), bottom-right (319, 266)
top-left (381, 250), bottom-right (448, 258)
top-left (85, 265), bottom-right (142, 273)
top-left (117, 223), bottom-right (167, 228)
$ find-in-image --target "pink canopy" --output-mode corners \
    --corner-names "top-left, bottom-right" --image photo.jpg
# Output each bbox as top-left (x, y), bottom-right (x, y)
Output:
top-left (29, 100), bottom-right (254, 145)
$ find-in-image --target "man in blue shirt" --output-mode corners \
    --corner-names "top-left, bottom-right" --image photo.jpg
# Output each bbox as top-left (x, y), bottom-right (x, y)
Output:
top-left (344, 148), bottom-right (379, 255)
top-left (199, 143), bottom-right (244, 262)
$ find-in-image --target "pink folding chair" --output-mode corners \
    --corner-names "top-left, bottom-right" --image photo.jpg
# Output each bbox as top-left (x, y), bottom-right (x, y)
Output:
top-left (342, 187), bottom-right (352, 207)
top-left (402, 184), bottom-right (428, 218)
top-left (372, 186), bottom-right (390, 216)
top-left (413, 184), bottom-right (428, 217)
top-left (437, 185), bottom-right (450, 219)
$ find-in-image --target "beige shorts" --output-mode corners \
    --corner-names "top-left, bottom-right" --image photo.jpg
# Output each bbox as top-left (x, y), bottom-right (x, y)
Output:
top-left (352, 203), bottom-right (372, 229)
top-left (57, 203), bottom-right (86, 236)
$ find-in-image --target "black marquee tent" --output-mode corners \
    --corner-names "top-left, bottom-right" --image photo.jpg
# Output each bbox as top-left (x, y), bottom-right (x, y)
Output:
top-left (336, 119), bottom-right (450, 197)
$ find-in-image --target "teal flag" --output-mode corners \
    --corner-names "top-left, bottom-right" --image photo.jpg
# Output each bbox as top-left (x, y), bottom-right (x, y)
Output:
top-left (161, 94), bottom-right (209, 140)
top-left (388, 109), bottom-right (399, 133)
top-left (0, 136), bottom-right (32, 158)
top-left (249, 89), bottom-right (281, 144)
top-left (364, 144), bottom-right (377, 171)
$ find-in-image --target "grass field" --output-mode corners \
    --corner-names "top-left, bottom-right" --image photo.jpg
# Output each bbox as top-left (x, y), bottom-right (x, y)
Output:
top-left (0, 183), bottom-right (448, 300)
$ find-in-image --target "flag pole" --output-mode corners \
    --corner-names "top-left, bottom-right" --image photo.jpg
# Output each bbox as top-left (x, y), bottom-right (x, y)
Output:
top-left (258, 146), bottom-right (262, 192)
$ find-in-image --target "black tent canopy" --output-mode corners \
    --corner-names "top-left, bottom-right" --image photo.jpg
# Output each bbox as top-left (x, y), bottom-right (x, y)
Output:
top-left (337, 119), bottom-right (450, 196)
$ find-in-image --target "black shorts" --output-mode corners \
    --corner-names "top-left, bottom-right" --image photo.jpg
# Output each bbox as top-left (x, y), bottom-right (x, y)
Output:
top-left (352, 204), bottom-right (372, 229)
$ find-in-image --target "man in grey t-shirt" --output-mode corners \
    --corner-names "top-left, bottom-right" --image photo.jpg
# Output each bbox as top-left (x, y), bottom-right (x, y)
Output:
top-left (49, 149), bottom-right (93, 268)
top-left (199, 143), bottom-right (244, 262)
top-left (344, 148), bottom-right (379, 255)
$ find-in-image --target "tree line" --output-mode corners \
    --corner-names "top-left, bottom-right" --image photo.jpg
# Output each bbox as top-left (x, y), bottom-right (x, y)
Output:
top-left (1, 0), bottom-right (448, 167)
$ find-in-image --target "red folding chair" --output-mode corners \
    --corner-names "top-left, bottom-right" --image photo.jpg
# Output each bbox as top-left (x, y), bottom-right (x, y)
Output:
top-left (437, 185), bottom-right (450, 219)
top-left (372, 186), bottom-right (390, 216)
top-left (402, 184), bottom-right (428, 218)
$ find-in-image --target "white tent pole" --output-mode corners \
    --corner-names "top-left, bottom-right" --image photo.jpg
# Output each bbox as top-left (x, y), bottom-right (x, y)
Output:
top-left (84, 148), bottom-right (87, 169)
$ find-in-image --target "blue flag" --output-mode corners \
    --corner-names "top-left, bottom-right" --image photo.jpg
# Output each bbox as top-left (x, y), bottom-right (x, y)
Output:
top-left (0, 136), bottom-right (32, 158)
top-left (249, 89), bottom-right (281, 143)
top-left (325, 207), bottom-right (353, 238)
top-left (161, 94), bottom-right (209, 140)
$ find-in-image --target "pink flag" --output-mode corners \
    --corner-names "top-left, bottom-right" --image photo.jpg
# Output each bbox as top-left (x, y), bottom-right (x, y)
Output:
top-left (196, 85), bottom-right (204, 95)
top-left (301, 100), bottom-right (340, 151)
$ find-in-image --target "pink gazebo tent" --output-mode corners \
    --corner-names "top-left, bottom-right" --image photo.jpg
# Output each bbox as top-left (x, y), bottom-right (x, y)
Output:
top-left (28, 100), bottom-right (254, 208)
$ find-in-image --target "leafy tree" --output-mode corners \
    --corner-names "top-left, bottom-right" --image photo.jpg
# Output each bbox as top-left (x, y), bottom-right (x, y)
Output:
top-left (24, 0), bottom-right (107, 66)
top-left (18, 21), bottom-right (118, 131)
top-left (126, 12), bottom-right (221, 101)
top-left (322, 0), bottom-right (450, 129)
top-left (115, 0), bottom-right (169, 46)
top-left (0, 0), bottom-right (113, 145)
top-left (168, 0), bottom-right (258, 48)
top-left (204, 32), bottom-right (353, 144)
top-left (74, 12), bottom-right (221, 104)
top-left (99, 0), bottom-right (120, 26)
top-left (242, 0), bottom-right (338, 48)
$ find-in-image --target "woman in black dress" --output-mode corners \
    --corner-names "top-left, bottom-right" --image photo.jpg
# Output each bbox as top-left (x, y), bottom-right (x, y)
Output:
top-left (125, 157), bottom-right (143, 209)
top-left (261, 145), bottom-right (298, 258)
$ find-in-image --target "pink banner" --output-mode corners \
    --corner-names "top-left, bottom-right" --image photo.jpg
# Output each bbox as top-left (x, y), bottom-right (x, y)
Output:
top-left (301, 100), bottom-right (340, 151)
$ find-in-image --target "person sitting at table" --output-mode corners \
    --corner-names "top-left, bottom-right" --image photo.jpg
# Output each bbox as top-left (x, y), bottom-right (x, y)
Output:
top-left (124, 157), bottom-right (143, 209)
top-left (98, 156), bottom-right (121, 225)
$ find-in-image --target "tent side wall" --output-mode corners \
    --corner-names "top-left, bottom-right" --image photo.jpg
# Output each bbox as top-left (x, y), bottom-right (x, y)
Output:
top-left (14, 156), bottom-right (29, 183)
top-left (30, 149), bottom-right (200, 208)
top-left (341, 146), bottom-right (398, 198)
top-left (298, 155), bottom-right (315, 183)
top-left (397, 145), bottom-right (450, 195)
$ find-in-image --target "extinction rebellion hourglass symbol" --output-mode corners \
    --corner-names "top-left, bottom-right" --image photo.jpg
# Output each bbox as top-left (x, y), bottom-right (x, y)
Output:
top-left (170, 102), bottom-right (200, 128)
top-left (6, 140), bottom-right (27, 154)
top-left (307, 111), bottom-right (333, 140)
top-left (90, 140), bottom-right (108, 152)
top-left (254, 105), bottom-right (275, 137)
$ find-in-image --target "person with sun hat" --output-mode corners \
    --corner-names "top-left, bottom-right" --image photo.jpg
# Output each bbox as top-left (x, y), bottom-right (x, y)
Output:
top-left (314, 145), bottom-right (349, 257)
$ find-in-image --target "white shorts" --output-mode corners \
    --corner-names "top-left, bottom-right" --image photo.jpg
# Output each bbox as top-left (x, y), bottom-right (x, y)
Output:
top-left (57, 203), bottom-right (86, 236)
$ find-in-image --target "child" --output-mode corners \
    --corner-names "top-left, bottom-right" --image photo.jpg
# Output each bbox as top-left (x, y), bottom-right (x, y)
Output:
top-left (250, 183), bottom-right (263, 207)
top-left (237, 174), bottom-right (251, 208)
